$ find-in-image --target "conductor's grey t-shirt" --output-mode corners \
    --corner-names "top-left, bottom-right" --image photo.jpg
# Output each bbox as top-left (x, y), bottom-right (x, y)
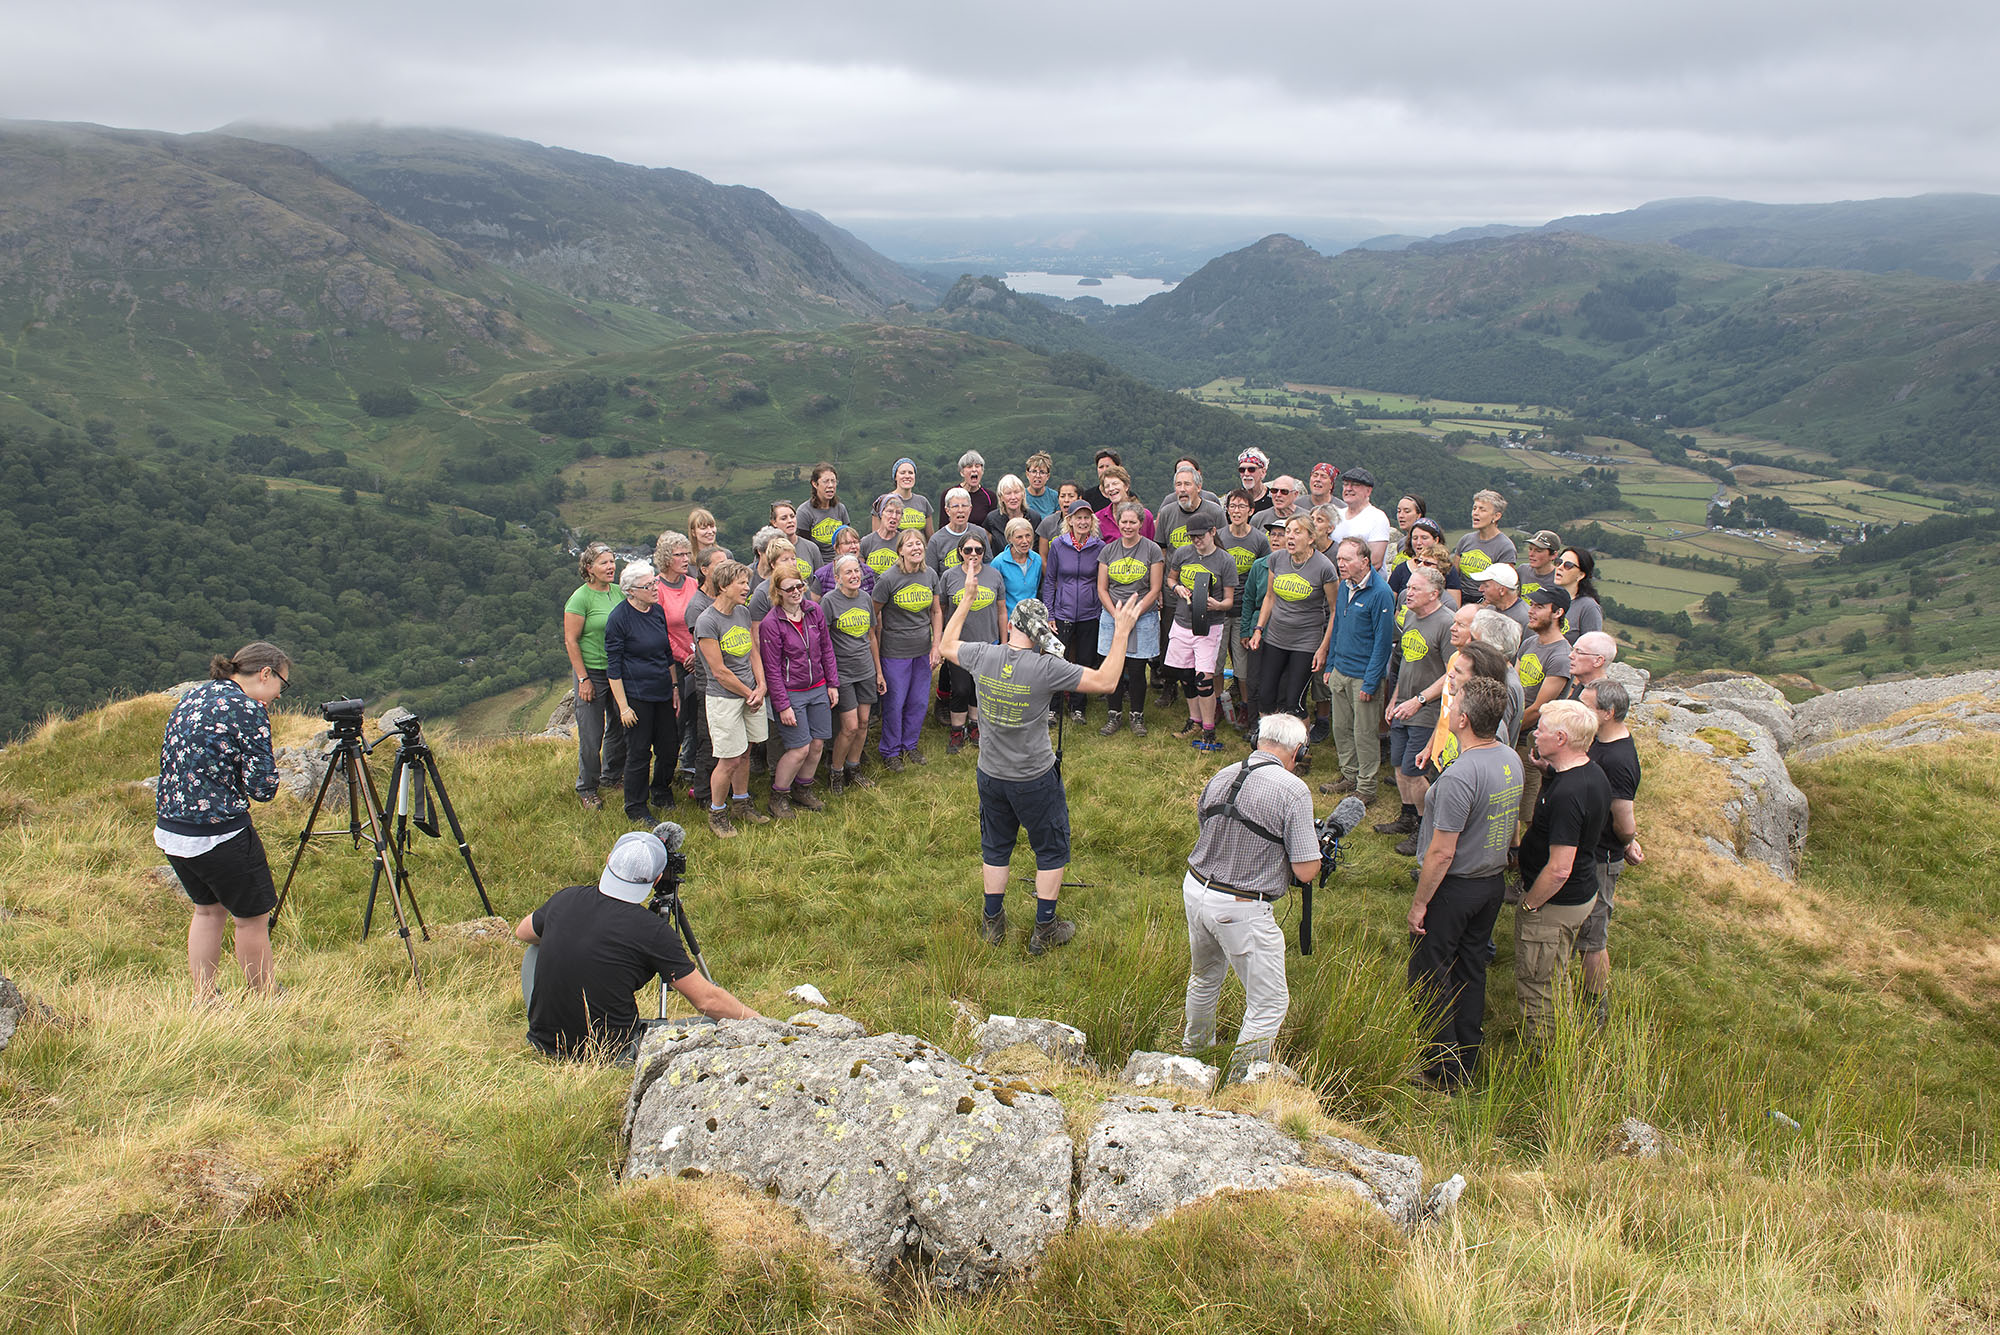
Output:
top-left (1414, 741), bottom-right (1524, 877)
top-left (693, 604), bottom-right (758, 698)
top-left (871, 564), bottom-right (937, 660)
top-left (1263, 549), bottom-right (1337, 652)
top-left (957, 643), bottom-right (1086, 781)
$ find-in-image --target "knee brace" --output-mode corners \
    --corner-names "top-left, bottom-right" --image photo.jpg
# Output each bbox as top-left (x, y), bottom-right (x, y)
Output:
top-left (1191, 671), bottom-right (1216, 699)
top-left (1172, 663), bottom-right (1200, 691)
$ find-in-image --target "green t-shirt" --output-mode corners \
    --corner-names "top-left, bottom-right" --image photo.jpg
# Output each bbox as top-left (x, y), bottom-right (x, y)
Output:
top-left (564, 583), bottom-right (622, 671)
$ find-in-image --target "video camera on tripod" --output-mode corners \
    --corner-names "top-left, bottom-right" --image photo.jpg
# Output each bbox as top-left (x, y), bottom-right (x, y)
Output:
top-left (1295, 795), bottom-right (1366, 956)
top-left (272, 698), bottom-right (492, 987)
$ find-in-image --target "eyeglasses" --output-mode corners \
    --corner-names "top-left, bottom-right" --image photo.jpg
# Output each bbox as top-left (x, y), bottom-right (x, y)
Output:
top-left (778, 582), bottom-right (805, 594)
top-left (1571, 646), bottom-right (1603, 659)
top-left (961, 546), bottom-right (985, 555)
top-left (1238, 465), bottom-right (1259, 474)
top-left (1271, 486), bottom-right (1296, 494)
top-left (272, 670), bottom-right (289, 696)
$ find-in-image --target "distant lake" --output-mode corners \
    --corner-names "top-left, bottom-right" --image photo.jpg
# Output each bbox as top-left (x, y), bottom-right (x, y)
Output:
top-left (1004, 272), bottom-right (1178, 306)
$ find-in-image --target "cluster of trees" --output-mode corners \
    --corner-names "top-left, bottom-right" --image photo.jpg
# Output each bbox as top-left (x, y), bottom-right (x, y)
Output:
top-left (0, 424), bottom-right (574, 739)
top-left (1838, 509), bottom-right (2000, 565)
top-left (513, 375), bottom-right (609, 438)
top-left (357, 387), bottom-right (421, 418)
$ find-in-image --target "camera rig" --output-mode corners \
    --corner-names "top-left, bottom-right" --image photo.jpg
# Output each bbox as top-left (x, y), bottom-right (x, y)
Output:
top-left (1297, 795), bottom-right (1367, 956)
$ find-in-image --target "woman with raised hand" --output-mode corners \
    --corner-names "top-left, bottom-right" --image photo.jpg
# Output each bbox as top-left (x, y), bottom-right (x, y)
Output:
top-left (1555, 547), bottom-right (1603, 641)
top-left (937, 531), bottom-right (1007, 755)
top-left (890, 457), bottom-right (933, 537)
top-left (1248, 516), bottom-right (1338, 726)
top-left (796, 462), bottom-right (850, 552)
top-left (563, 541), bottom-right (626, 810)
top-left (1095, 500), bottom-right (1164, 736)
top-left (860, 494), bottom-right (906, 579)
top-left (156, 640), bottom-right (290, 1002)
top-left (758, 566), bottom-right (839, 818)
top-left (813, 524), bottom-right (873, 597)
top-left (605, 561), bottom-right (680, 824)
top-left (695, 560), bottom-right (772, 838)
top-left (820, 553), bottom-right (883, 794)
top-left (1041, 498), bottom-right (1104, 723)
top-left (870, 527), bottom-right (939, 772)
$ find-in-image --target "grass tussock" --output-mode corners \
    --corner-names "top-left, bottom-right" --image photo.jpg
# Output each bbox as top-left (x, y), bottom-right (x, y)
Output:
top-left (1, 690), bottom-right (1996, 1330)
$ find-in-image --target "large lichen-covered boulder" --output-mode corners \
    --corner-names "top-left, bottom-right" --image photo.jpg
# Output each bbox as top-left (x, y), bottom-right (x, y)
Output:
top-left (1790, 669), bottom-right (2000, 762)
top-left (1076, 1095), bottom-right (1375, 1231)
top-left (622, 1017), bottom-right (1069, 1291)
top-left (1684, 678), bottom-right (1797, 754)
top-left (1646, 684), bottom-right (1809, 878)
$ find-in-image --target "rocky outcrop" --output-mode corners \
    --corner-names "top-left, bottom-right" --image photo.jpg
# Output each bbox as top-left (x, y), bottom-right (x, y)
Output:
top-left (1121, 1050), bottom-right (1219, 1095)
top-left (1646, 682), bottom-right (1810, 879)
top-left (619, 1014), bottom-right (1457, 1289)
top-left (623, 1018), bottom-right (1071, 1290)
top-left (1684, 678), bottom-right (1796, 754)
top-left (541, 689), bottom-right (578, 739)
top-left (968, 1015), bottom-right (1096, 1073)
top-left (1790, 669), bottom-right (2000, 762)
top-left (1612, 1117), bottom-right (1670, 1159)
top-left (0, 974), bottom-right (22, 1051)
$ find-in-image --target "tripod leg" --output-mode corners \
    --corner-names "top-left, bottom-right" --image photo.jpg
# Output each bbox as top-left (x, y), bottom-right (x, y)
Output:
top-left (352, 754), bottom-right (426, 988)
top-left (273, 742), bottom-right (352, 926)
top-left (359, 751), bottom-right (405, 940)
top-left (422, 751), bottom-right (495, 917)
top-left (670, 897), bottom-right (714, 984)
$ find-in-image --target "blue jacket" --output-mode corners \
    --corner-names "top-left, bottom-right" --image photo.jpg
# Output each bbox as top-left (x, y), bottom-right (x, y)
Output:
top-left (1328, 567), bottom-right (1396, 694)
top-left (993, 545), bottom-right (1043, 614)
top-left (155, 680), bottom-right (279, 837)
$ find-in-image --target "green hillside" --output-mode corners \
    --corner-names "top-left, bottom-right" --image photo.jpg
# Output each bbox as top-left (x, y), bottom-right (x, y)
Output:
top-left (1098, 232), bottom-right (2000, 483)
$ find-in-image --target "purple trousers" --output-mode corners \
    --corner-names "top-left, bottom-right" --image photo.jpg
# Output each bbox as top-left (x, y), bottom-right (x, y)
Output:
top-left (880, 655), bottom-right (933, 758)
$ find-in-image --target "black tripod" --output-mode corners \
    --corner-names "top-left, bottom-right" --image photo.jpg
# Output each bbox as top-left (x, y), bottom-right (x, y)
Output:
top-left (363, 716), bottom-right (494, 943)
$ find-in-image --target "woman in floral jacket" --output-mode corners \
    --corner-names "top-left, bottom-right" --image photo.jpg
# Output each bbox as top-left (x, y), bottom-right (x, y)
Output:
top-left (154, 641), bottom-right (291, 1003)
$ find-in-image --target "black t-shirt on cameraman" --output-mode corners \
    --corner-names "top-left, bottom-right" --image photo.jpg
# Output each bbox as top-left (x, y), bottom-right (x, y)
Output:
top-left (1517, 761), bottom-right (1611, 907)
top-left (527, 885), bottom-right (696, 1057)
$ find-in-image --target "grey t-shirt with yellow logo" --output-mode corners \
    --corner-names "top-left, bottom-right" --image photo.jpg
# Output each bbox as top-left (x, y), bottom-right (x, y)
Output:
top-left (871, 564), bottom-right (938, 660)
top-left (694, 604), bottom-right (758, 698)
top-left (1262, 549), bottom-right (1337, 652)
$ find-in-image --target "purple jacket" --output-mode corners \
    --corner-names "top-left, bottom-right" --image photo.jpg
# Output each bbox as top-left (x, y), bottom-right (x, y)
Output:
top-left (757, 601), bottom-right (837, 713)
top-left (1040, 531), bottom-right (1105, 623)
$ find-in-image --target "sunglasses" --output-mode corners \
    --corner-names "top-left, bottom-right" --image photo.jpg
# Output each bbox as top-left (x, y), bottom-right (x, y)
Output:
top-left (1238, 465), bottom-right (1260, 473)
top-left (1556, 558), bottom-right (1581, 570)
top-left (961, 547), bottom-right (986, 555)
top-left (779, 582), bottom-right (805, 594)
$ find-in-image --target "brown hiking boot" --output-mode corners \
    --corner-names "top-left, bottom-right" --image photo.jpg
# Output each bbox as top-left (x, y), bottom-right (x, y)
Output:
top-left (1098, 711), bottom-right (1123, 736)
top-left (1394, 833), bottom-right (1420, 857)
top-left (1374, 811), bottom-right (1420, 835)
top-left (1319, 777), bottom-right (1356, 795)
top-left (707, 808), bottom-right (736, 839)
top-left (979, 908), bottom-right (1008, 945)
top-left (848, 768), bottom-right (877, 789)
top-left (1027, 916), bottom-right (1077, 955)
top-left (908, 748), bottom-right (927, 765)
top-left (883, 754), bottom-right (905, 773)
top-left (730, 798), bottom-right (771, 826)
top-left (790, 785), bottom-right (824, 812)
top-left (767, 791), bottom-right (795, 820)
top-left (828, 770), bottom-right (846, 796)
top-left (578, 789), bottom-right (603, 811)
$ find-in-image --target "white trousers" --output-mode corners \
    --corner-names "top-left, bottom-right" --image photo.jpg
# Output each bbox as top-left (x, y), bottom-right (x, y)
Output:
top-left (1182, 871), bottom-right (1291, 1066)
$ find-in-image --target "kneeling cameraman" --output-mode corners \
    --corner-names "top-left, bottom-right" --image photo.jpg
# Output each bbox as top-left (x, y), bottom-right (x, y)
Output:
top-left (515, 831), bottom-right (759, 1061)
top-left (1181, 713), bottom-right (1324, 1072)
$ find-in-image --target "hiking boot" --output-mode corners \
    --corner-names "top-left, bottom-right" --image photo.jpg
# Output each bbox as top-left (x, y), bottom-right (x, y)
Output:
top-left (1307, 718), bottom-right (1331, 745)
top-left (908, 748), bottom-right (927, 765)
top-left (883, 753), bottom-right (906, 773)
top-left (1394, 833), bottom-right (1420, 857)
top-left (578, 789), bottom-right (603, 811)
top-left (969, 723), bottom-right (981, 746)
top-left (790, 785), bottom-right (824, 812)
top-left (828, 769), bottom-right (846, 796)
top-left (1154, 684), bottom-right (1179, 709)
top-left (766, 791), bottom-right (795, 821)
top-left (1027, 916), bottom-right (1077, 955)
top-left (1173, 718), bottom-right (1200, 739)
top-left (979, 908), bottom-right (1008, 946)
top-left (1099, 711), bottom-right (1123, 736)
top-left (1319, 777), bottom-right (1356, 796)
top-left (730, 798), bottom-right (771, 826)
top-left (707, 808), bottom-right (736, 839)
top-left (1375, 811), bottom-right (1420, 835)
top-left (1130, 713), bottom-right (1148, 738)
top-left (1071, 708), bottom-right (1086, 724)
top-left (947, 727), bottom-right (965, 755)
top-left (848, 768), bottom-right (877, 790)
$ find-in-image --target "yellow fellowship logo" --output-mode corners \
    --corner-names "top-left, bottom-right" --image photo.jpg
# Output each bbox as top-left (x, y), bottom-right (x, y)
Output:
top-left (1272, 572), bottom-right (1312, 601)
top-left (720, 626), bottom-right (753, 657)
top-left (1108, 556), bottom-right (1147, 584)
top-left (893, 584), bottom-right (933, 612)
top-left (1401, 627), bottom-right (1430, 662)
top-left (835, 607), bottom-right (871, 637)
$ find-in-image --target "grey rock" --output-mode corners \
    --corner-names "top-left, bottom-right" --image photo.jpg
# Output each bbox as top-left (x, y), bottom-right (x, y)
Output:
top-left (1077, 1095), bottom-right (1374, 1231)
top-left (542, 689), bottom-right (578, 739)
top-left (1604, 661), bottom-right (1651, 705)
top-left (969, 1015), bottom-right (1096, 1073)
top-left (1793, 703), bottom-right (2000, 763)
top-left (1423, 1174), bottom-right (1466, 1222)
top-left (162, 680), bottom-right (205, 702)
top-left (1612, 1117), bottom-right (1669, 1159)
top-left (1647, 690), bottom-right (1809, 879)
top-left (1313, 1135), bottom-right (1426, 1228)
top-left (1703, 836), bottom-right (1742, 865)
top-left (274, 744), bottom-right (348, 803)
top-left (785, 1009), bottom-right (869, 1039)
top-left (1687, 678), bottom-right (1796, 753)
top-left (0, 973), bottom-right (20, 1052)
top-left (137, 774), bottom-right (160, 792)
top-left (1235, 1059), bottom-right (1300, 1086)
top-left (623, 1018), bottom-right (1070, 1290)
top-left (1792, 669), bottom-right (2000, 751)
top-left (1121, 1051), bottom-right (1219, 1095)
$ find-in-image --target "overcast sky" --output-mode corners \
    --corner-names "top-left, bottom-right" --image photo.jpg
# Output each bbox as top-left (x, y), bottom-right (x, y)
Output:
top-left (4, 0), bottom-right (1997, 232)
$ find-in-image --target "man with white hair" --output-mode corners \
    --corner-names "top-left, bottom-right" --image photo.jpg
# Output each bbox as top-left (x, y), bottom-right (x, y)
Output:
top-left (1235, 447), bottom-right (1273, 514)
top-left (1514, 699), bottom-right (1611, 1044)
top-left (926, 489), bottom-right (978, 572)
top-left (1564, 631), bottom-right (1617, 698)
top-left (1477, 562), bottom-right (1531, 635)
top-left (516, 831), bottom-right (760, 1060)
top-left (1579, 678), bottom-right (1643, 1024)
top-left (1265, 476), bottom-right (1304, 525)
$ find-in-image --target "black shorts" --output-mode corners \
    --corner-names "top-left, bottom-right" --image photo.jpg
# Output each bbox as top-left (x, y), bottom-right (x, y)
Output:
top-left (167, 825), bottom-right (278, 919)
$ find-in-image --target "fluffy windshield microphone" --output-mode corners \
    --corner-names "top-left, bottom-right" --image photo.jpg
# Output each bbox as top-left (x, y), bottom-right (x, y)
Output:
top-left (651, 821), bottom-right (687, 855)
top-left (1323, 795), bottom-right (1367, 841)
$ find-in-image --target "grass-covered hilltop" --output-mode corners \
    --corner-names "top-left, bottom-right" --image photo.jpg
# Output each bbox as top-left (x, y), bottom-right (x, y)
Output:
top-left (1, 687), bottom-right (1995, 1330)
